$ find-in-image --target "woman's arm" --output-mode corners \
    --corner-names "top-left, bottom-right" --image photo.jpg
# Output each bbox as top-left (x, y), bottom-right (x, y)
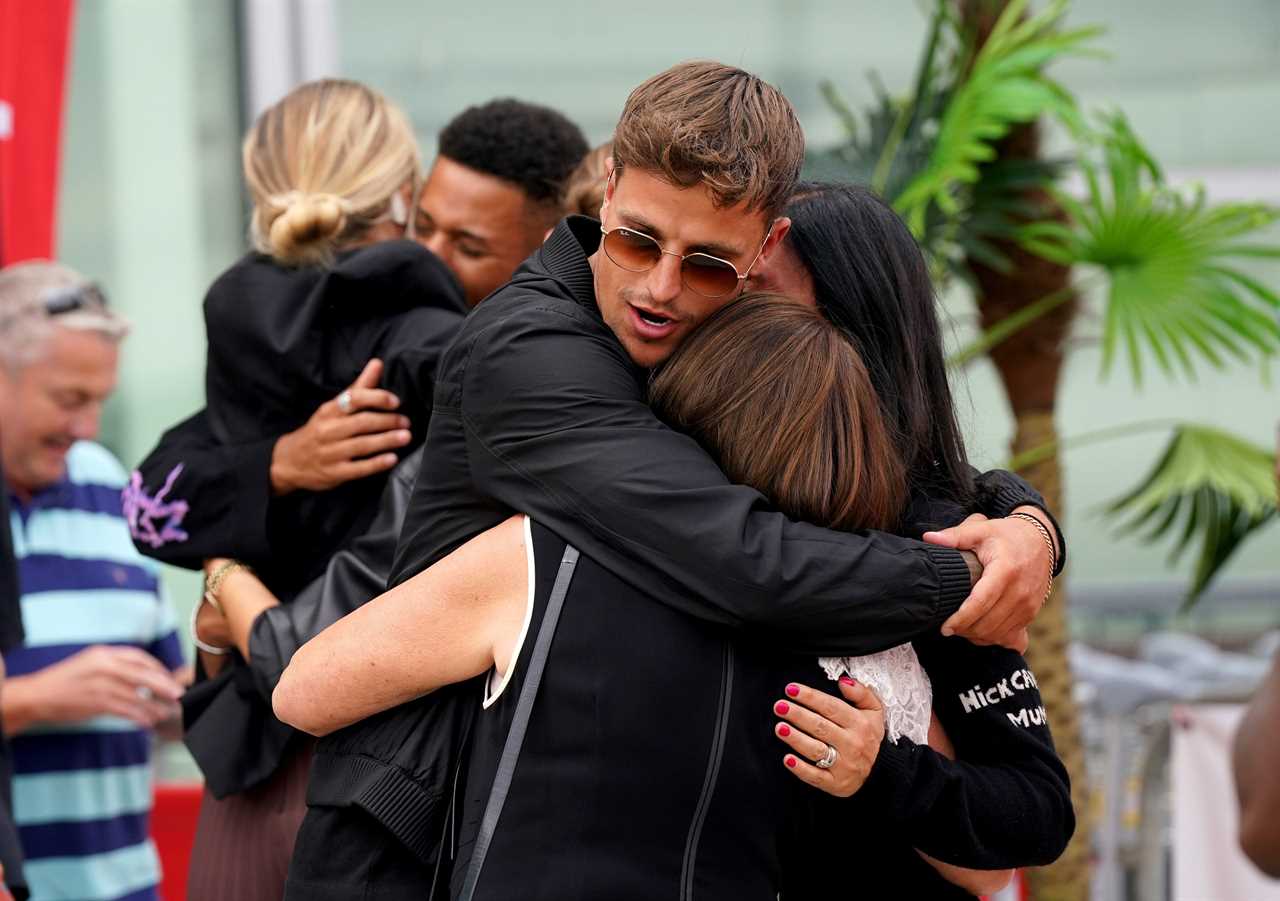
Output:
top-left (776, 636), bottom-right (1073, 870)
top-left (916, 715), bottom-right (1014, 896)
top-left (272, 515), bottom-right (529, 736)
top-left (128, 364), bottom-right (411, 570)
top-left (860, 635), bottom-right (1075, 868)
top-left (774, 683), bottom-right (1015, 894)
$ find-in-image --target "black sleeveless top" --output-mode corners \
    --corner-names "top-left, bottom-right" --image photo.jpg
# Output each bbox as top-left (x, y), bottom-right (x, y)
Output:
top-left (450, 520), bottom-right (819, 901)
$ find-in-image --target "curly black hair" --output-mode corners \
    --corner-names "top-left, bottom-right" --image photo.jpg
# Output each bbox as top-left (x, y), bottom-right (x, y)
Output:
top-left (438, 99), bottom-right (589, 212)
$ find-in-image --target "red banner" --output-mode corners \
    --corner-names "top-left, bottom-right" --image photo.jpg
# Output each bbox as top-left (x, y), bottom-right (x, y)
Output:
top-left (0, 0), bottom-right (75, 266)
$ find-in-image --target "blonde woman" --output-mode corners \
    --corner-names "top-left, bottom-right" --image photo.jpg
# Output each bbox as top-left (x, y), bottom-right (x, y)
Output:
top-left (128, 78), bottom-right (466, 900)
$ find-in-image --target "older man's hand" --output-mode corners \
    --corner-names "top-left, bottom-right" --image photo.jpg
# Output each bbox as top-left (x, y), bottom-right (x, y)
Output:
top-left (923, 510), bottom-right (1056, 653)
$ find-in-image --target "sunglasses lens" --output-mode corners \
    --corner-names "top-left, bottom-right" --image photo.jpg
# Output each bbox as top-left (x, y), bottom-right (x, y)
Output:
top-left (603, 228), bottom-right (662, 272)
top-left (682, 254), bottom-right (740, 297)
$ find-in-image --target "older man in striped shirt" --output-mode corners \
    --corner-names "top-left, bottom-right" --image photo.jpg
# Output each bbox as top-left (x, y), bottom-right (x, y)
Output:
top-left (0, 262), bottom-right (184, 901)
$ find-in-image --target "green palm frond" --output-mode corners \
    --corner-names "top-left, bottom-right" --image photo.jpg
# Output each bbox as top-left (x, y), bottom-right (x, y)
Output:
top-left (1107, 425), bottom-right (1277, 606)
top-left (804, 79), bottom-right (945, 200)
top-left (893, 0), bottom-right (1102, 236)
top-left (1020, 113), bottom-right (1280, 384)
top-left (959, 155), bottom-right (1070, 274)
top-left (804, 0), bottom-right (954, 204)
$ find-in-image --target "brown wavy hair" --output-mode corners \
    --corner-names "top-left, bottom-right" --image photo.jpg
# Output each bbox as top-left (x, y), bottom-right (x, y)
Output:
top-left (650, 294), bottom-right (906, 532)
top-left (612, 61), bottom-right (803, 219)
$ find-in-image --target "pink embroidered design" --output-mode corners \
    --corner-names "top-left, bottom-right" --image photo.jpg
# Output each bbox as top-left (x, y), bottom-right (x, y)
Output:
top-left (123, 464), bottom-right (190, 548)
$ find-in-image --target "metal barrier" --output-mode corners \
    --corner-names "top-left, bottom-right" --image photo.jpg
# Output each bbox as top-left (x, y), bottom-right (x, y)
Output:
top-left (1073, 632), bottom-right (1275, 901)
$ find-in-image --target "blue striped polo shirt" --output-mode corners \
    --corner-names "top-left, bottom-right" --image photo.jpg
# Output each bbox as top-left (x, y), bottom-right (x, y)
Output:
top-left (5, 442), bottom-right (183, 901)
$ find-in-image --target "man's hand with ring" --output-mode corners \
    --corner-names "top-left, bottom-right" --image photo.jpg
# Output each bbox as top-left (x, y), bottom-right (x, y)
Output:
top-left (6, 645), bottom-right (183, 731)
top-left (773, 677), bottom-right (885, 797)
top-left (270, 358), bottom-right (412, 495)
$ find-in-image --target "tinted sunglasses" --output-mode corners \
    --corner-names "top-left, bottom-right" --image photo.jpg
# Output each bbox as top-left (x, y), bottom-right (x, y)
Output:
top-left (599, 223), bottom-right (773, 299)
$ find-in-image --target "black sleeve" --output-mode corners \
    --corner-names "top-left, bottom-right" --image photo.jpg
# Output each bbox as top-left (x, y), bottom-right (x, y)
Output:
top-left (0, 464), bottom-right (27, 898)
top-left (375, 306), bottom-right (466, 438)
top-left (126, 409), bottom-right (275, 570)
top-left (244, 452), bottom-right (419, 701)
top-left (455, 302), bottom-right (973, 656)
top-left (850, 634), bottom-right (1075, 868)
top-left (970, 466), bottom-right (1067, 576)
top-left (0, 460), bottom-right (25, 651)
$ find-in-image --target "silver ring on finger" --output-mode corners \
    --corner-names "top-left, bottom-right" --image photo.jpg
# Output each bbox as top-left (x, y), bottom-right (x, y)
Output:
top-left (336, 390), bottom-right (354, 414)
top-left (135, 685), bottom-right (154, 703)
top-left (815, 743), bottom-right (838, 770)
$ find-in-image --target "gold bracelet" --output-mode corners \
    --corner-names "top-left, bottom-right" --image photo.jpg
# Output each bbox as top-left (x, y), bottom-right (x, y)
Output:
top-left (203, 560), bottom-right (250, 613)
top-left (1009, 511), bottom-right (1056, 601)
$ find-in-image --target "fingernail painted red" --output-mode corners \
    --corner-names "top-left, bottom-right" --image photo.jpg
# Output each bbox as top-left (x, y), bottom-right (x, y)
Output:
top-left (774, 701), bottom-right (789, 715)
top-left (778, 724), bottom-right (791, 737)
top-left (785, 756), bottom-right (797, 768)
top-left (839, 676), bottom-right (856, 687)
top-left (785, 683), bottom-right (800, 697)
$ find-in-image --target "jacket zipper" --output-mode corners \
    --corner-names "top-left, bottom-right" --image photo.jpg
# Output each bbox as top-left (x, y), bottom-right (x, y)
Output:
top-left (680, 641), bottom-right (734, 901)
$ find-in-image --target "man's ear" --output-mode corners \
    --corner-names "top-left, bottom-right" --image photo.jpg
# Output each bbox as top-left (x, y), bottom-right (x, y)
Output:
top-left (759, 217), bottom-right (791, 262)
top-left (601, 158), bottom-right (618, 218)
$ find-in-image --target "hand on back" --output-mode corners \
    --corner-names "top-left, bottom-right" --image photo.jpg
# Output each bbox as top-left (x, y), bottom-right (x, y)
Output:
top-left (924, 511), bottom-right (1057, 653)
top-left (270, 358), bottom-right (412, 495)
top-left (773, 678), bottom-right (884, 797)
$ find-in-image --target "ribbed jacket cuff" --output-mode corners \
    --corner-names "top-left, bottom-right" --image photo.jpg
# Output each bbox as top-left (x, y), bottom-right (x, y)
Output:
top-left (926, 545), bottom-right (972, 617)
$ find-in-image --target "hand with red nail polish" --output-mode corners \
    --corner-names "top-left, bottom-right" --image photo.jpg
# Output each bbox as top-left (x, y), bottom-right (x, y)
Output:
top-left (770, 679), bottom-right (885, 798)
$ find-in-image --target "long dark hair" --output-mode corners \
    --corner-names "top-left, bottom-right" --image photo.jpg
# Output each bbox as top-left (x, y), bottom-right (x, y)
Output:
top-left (784, 182), bottom-right (974, 505)
top-left (651, 294), bottom-right (906, 532)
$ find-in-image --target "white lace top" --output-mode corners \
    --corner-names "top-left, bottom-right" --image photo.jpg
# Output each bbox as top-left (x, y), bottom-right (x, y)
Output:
top-left (818, 643), bottom-right (932, 744)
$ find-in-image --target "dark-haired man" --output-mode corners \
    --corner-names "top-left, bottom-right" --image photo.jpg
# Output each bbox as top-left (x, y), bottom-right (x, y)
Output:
top-left (415, 99), bottom-right (588, 305)
top-left (129, 97), bottom-right (589, 567)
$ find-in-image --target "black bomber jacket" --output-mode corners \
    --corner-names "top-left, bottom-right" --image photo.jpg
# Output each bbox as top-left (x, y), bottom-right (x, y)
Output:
top-left (288, 217), bottom-right (1066, 892)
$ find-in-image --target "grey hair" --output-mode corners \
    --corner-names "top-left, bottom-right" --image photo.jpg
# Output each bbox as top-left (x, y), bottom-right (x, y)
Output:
top-left (0, 261), bottom-right (129, 370)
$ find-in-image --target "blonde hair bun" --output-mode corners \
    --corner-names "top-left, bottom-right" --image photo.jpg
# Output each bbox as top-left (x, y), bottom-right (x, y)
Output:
top-left (243, 78), bottom-right (421, 267)
top-left (265, 192), bottom-right (351, 264)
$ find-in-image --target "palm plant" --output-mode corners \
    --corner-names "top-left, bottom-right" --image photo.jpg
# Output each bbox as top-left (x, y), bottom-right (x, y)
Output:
top-left (811, 1), bottom-right (1279, 897)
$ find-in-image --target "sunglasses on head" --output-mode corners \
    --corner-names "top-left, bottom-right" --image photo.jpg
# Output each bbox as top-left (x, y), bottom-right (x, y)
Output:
top-left (599, 223), bottom-right (773, 299)
top-left (41, 283), bottom-right (108, 316)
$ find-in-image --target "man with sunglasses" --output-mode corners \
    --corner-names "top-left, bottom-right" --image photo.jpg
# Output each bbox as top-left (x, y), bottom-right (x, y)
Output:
top-left (289, 62), bottom-right (1066, 890)
top-left (386, 60), bottom-right (1059, 642)
top-left (0, 262), bottom-right (185, 901)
